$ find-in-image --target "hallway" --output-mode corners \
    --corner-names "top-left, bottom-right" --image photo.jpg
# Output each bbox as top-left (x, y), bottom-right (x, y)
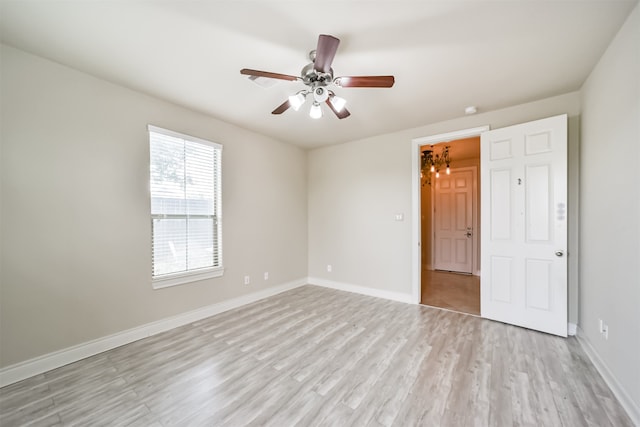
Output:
top-left (421, 269), bottom-right (480, 315)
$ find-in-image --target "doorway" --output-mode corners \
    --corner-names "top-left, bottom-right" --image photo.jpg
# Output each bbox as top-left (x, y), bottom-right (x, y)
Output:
top-left (411, 116), bottom-right (568, 336)
top-left (418, 137), bottom-right (481, 315)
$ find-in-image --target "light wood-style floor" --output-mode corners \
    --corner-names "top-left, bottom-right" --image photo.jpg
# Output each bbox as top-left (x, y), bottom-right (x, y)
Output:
top-left (421, 269), bottom-right (481, 315)
top-left (0, 285), bottom-right (633, 426)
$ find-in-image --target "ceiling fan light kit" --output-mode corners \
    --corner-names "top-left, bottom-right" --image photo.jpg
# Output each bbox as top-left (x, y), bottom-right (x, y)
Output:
top-left (240, 34), bottom-right (395, 120)
top-left (309, 102), bottom-right (323, 119)
top-left (329, 94), bottom-right (346, 112)
top-left (288, 92), bottom-right (306, 111)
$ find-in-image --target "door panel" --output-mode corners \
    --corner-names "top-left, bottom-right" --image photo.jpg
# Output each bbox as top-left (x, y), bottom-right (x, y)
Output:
top-left (525, 259), bottom-right (552, 310)
top-left (490, 169), bottom-right (512, 240)
top-left (526, 164), bottom-right (551, 241)
top-left (481, 114), bottom-right (567, 337)
top-left (490, 256), bottom-right (513, 303)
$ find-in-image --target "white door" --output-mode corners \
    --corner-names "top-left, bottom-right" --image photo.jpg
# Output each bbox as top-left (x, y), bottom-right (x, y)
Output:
top-left (481, 114), bottom-right (567, 337)
top-left (434, 169), bottom-right (474, 273)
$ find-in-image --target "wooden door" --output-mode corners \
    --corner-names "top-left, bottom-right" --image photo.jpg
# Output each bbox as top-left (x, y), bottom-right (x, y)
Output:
top-left (434, 169), bottom-right (474, 274)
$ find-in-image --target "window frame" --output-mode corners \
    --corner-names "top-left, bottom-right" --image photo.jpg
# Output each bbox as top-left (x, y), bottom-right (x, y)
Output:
top-left (148, 125), bottom-right (223, 289)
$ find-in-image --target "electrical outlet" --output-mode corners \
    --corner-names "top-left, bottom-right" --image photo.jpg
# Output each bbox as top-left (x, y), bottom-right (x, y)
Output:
top-left (327, 264), bottom-right (332, 273)
top-left (244, 275), bottom-right (250, 285)
top-left (264, 272), bottom-right (269, 280)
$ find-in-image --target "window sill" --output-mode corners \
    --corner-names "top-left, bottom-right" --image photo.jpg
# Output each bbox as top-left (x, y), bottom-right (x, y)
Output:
top-left (152, 267), bottom-right (224, 289)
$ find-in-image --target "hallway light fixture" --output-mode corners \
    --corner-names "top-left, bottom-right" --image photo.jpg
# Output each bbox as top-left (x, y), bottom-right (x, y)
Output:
top-left (421, 145), bottom-right (452, 186)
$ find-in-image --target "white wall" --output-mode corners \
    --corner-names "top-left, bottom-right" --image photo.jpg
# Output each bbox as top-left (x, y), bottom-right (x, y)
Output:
top-left (308, 92), bottom-right (581, 321)
top-left (0, 45), bottom-right (308, 367)
top-left (308, 137), bottom-right (414, 298)
top-left (579, 3), bottom-right (640, 416)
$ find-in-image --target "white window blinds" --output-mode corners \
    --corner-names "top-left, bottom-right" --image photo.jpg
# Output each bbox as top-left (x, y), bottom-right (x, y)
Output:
top-left (148, 125), bottom-right (222, 286)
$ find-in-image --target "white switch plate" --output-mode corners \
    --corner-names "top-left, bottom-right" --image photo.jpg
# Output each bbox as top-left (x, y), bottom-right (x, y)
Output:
top-left (244, 275), bottom-right (250, 285)
top-left (327, 264), bottom-right (332, 273)
top-left (264, 272), bottom-right (269, 280)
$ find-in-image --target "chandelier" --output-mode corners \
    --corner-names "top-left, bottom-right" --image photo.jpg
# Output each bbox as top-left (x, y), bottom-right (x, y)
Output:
top-left (421, 145), bottom-right (452, 186)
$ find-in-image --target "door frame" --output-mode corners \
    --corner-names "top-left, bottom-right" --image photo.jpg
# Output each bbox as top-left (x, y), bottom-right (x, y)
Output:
top-left (432, 165), bottom-right (478, 275)
top-left (411, 126), bottom-right (489, 303)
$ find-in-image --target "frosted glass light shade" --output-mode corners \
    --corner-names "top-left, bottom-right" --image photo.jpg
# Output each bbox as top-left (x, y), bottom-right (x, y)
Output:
top-left (289, 93), bottom-right (306, 111)
top-left (331, 95), bottom-right (346, 112)
top-left (309, 103), bottom-right (323, 119)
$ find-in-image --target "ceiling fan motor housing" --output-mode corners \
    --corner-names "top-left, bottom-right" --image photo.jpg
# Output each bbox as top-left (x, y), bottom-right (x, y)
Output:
top-left (301, 61), bottom-right (334, 87)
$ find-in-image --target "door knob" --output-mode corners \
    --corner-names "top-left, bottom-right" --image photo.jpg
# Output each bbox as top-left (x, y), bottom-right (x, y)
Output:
top-left (555, 251), bottom-right (564, 257)
top-left (465, 231), bottom-right (472, 238)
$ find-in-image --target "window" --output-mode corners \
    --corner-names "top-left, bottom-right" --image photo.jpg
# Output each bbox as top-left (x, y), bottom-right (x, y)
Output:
top-left (148, 125), bottom-right (223, 288)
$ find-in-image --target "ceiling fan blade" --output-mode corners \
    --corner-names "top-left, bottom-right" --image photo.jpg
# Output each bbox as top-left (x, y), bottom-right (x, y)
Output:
top-left (314, 34), bottom-right (340, 73)
top-left (326, 98), bottom-right (351, 119)
top-left (334, 75), bottom-right (395, 88)
top-left (240, 68), bottom-right (299, 81)
top-left (271, 99), bottom-right (291, 115)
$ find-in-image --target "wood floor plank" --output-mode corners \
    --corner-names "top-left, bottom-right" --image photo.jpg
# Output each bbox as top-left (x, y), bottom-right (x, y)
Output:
top-left (0, 397), bottom-right (58, 426)
top-left (390, 320), bottom-right (459, 426)
top-left (347, 328), bottom-right (432, 426)
top-left (487, 323), bottom-right (514, 427)
top-left (0, 285), bottom-right (634, 427)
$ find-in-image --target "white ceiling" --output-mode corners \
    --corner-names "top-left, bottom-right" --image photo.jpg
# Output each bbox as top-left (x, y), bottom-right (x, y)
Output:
top-left (0, 1), bottom-right (636, 149)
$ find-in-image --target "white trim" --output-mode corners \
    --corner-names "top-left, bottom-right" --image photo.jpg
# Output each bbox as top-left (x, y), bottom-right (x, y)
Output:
top-left (567, 322), bottom-right (577, 336)
top-left (152, 267), bottom-right (224, 289)
top-left (576, 327), bottom-right (640, 426)
top-left (308, 277), bottom-right (415, 304)
top-left (147, 124), bottom-right (222, 150)
top-left (0, 278), bottom-right (307, 388)
top-left (411, 126), bottom-right (490, 304)
top-left (412, 126), bottom-right (491, 145)
top-left (410, 139), bottom-right (423, 304)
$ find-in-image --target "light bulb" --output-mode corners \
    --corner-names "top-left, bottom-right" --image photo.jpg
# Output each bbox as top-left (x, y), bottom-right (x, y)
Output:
top-left (309, 102), bottom-right (323, 119)
top-left (446, 165), bottom-right (451, 175)
top-left (330, 95), bottom-right (346, 112)
top-left (436, 171), bottom-right (440, 178)
top-left (430, 165), bottom-right (435, 172)
top-left (289, 93), bottom-right (305, 111)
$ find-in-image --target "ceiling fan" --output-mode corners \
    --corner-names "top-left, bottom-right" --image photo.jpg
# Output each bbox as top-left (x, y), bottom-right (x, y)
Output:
top-left (240, 34), bottom-right (395, 119)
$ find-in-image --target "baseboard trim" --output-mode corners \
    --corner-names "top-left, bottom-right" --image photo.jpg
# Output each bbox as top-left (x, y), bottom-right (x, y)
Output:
top-left (308, 277), bottom-right (415, 304)
top-left (576, 327), bottom-right (640, 426)
top-left (0, 278), bottom-right (307, 388)
top-left (568, 322), bottom-right (577, 336)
